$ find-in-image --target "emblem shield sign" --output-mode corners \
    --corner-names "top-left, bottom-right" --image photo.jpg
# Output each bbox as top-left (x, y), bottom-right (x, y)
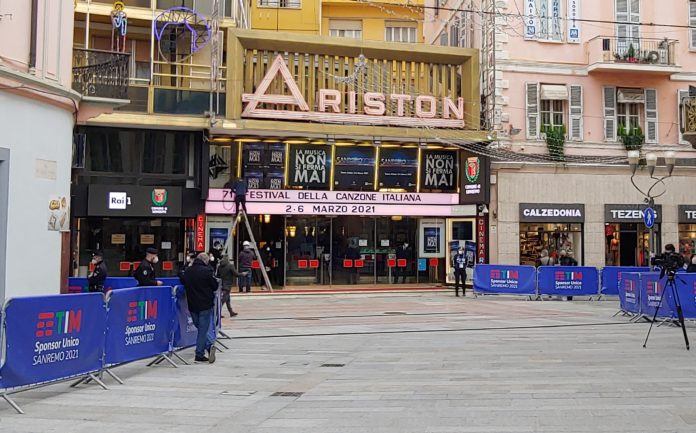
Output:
top-left (152, 189), bottom-right (168, 207)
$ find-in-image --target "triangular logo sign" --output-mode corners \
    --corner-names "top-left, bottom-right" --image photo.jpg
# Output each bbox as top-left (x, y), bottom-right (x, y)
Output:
top-left (242, 55), bottom-right (309, 116)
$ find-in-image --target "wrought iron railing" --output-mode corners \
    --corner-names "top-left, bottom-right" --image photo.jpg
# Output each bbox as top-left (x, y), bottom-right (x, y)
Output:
top-left (587, 36), bottom-right (678, 67)
top-left (72, 48), bottom-right (130, 99)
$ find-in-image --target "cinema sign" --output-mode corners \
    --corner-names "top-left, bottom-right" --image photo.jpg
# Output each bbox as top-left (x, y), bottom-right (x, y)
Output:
top-left (242, 54), bottom-right (466, 128)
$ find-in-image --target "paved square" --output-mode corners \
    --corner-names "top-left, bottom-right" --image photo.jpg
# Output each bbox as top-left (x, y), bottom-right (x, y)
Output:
top-left (1, 293), bottom-right (696, 432)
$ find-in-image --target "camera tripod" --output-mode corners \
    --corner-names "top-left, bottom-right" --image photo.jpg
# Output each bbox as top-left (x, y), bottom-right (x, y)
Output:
top-left (643, 270), bottom-right (690, 350)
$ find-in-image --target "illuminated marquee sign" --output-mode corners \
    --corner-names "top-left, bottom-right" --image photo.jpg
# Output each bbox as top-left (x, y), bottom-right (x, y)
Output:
top-left (242, 55), bottom-right (466, 128)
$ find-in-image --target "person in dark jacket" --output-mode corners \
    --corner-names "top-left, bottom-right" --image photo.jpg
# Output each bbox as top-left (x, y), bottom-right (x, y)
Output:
top-left (181, 253), bottom-right (219, 363)
top-left (452, 246), bottom-right (468, 297)
top-left (238, 241), bottom-right (255, 292)
top-left (232, 177), bottom-right (248, 215)
top-left (134, 247), bottom-right (163, 287)
top-left (687, 254), bottom-right (696, 273)
top-left (217, 255), bottom-right (240, 317)
top-left (346, 240), bottom-right (361, 284)
top-left (87, 251), bottom-right (108, 292)
top-left (559, 250), bottom-right (578, 301)
top-left (395, 242), bottom-right (411, 283)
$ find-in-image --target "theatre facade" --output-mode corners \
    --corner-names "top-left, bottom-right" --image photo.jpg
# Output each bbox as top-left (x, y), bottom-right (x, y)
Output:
top-left (202, 29), bottom-right (490, 287)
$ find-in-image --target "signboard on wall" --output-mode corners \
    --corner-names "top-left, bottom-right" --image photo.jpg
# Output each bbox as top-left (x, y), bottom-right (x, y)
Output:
top-left (420, 150), bottom-right (457, 192)
top-left (459, 151), bottom-right (490, 204)
top-left (241, 142), bottom-right (286, 189)
top-left (334, 146), bottom-right (376, 190)
top-left (88, 185), bottom-right (183, 217)
top-left (678, 205), bottom-right (696, 223)
top-left (378, 147), bottom-right (418, 190)
top-left (287, 144), bottom-right (331, 188)
top-left (567, 0), bottom-right (580, 43)
top-left (605, 204), bottom-right (662, 223)
top-left (419, 218), bottom-right (446, 258)
top-left (519, 203), bottom-right (586, 223)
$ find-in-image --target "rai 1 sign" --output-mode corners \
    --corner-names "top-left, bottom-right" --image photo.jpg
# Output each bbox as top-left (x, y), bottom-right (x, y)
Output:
top-left (459, 151), bottom-right (490, 205)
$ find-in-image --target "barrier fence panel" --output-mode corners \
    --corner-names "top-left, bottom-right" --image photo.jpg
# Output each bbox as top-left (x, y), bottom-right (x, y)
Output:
top-left (68, 277), bottom-right (138, 293)
top-left (159, 277), bottom-right (182, 287)
top-left (172, 286), bottom-right (197, 349)
top-left (675, 274), bottom-right (696, 319)
top-left (104, 286), bottom-right (174, 365)
top-left (537, 266), bottom-right (599, 297)
top-left (601, 267), bottom-right (650, 296)
top-left (639, 272), bottom-right (676, 320)
top-left (0, 293), bottom-right (106, 389)
top-left (617, 272), bottom-right (642, 315)
top-left (473, 265), bottom-right (537, 295)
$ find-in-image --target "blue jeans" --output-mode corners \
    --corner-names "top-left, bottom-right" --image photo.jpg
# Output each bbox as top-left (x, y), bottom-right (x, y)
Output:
top-left (190, 308), bottom-right (214, 358)
top-left (238, 270), bottom-right (252, 292)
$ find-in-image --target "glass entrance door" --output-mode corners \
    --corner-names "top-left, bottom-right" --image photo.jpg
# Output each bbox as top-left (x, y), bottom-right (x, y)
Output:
top-left (376, 217), bottom-right (417, 284)
top-left (333, 216), bottom-right (375, 285)
top-left (284, 216), bottom-right (331, 286)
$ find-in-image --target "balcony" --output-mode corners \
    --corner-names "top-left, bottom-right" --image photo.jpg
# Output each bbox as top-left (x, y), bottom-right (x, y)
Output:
top-left (72, 48), bottom-right (130, 100)
top-left (586, 36), bottom-right (680, 75)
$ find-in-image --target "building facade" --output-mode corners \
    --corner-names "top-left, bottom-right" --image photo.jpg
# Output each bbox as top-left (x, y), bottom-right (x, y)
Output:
top-left (426, 0), bottom-right (696, 268)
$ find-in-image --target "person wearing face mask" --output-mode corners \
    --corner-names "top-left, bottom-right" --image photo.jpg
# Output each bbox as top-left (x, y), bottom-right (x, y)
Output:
top-left (452, 246), bottom-right (468, 297)
top-left (216, 255), bottom-right (240, 317)
top-left (87, 250), bottom-right (108, 293)
top-left (238, 241), bottom-right (255, 293)
top-left (134, 247), bottom-right (163, 287)
top-left (687, 254), bottom-right (696, 273)
top-left (395, 242), bottom-right (411, 284)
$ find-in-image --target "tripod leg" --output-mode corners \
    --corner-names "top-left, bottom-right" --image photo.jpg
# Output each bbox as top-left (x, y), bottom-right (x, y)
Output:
top-left (668, 278), bottom-right (690, 350)
top-left (643, 285), bottom-right (666, 348)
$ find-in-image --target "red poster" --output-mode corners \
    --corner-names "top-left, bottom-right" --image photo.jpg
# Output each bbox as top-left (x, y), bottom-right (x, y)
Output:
top-left (195, 213), bottom-right (206, 252)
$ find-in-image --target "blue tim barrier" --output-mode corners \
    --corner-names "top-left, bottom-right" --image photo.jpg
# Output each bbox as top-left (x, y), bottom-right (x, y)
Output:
top-left (537, 266), bottom-right (599, 297)
top-left (473, 264), bottom-right (537, 296)
top-left (601, 267), bottom-right (651, 296)
top-left (68, 277), bottom-right (138, 293)
top-left (617, 272), bottom-right (642, 315)
top-left (639, 272), bottom-right (677, 320)
top-left (0, 294), bottom-right (106, 392)
top-left (172, 286), bottom-right (197, 350)
top-left (159, 277), bottom-right (182, 287)
top-left (675, 273), bottom-right (696, 319)
top-left (104, 286), bottom-right (174, 365)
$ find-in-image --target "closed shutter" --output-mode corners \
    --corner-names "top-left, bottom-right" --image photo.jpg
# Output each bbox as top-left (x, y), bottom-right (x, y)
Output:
top-left (603, 86), bottom-right (617, 141)
top-left (629, 0), bottom-right (640, 42)
top-left (690, 1), bottom-right (696, 49)
top-left (679, 90), bottom-right (690, 144)
top-left (644, 88), bottom-right (658, 143)
top-left (616, 0), bottom-right (628, 45)
top-left (569, 85), bottom-right (583, 141)
top-left (526, 82), bottom-right (540, 139)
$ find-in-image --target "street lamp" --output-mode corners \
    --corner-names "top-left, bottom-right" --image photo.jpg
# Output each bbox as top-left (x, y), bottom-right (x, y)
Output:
top-left (628, 150), bottom-right (677, 268)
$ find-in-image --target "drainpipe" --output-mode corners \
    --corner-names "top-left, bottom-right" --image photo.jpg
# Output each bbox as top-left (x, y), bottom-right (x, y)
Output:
top-left (29, 0), bottom-right (38, 69)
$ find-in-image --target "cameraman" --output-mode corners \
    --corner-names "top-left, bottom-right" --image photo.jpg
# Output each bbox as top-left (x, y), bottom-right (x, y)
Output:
top-left (688, 254), bottom-right (696, 273)
top-left (653, 244), bottom-right (685, 278)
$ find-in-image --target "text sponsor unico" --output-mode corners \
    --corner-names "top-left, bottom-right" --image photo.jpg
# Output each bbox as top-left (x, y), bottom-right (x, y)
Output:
top-left (33, 336), bottom-right (81, 366)
top-left (125, 322), bottom-right (157, 346)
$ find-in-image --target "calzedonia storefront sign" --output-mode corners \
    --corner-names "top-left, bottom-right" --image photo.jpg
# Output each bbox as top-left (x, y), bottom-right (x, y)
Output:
top-left (88, 185), bottom-right (183, 217)
top-left (206, 189), bottom-right (462, 217)
top-left (519, 203), bottom-right (585, 223)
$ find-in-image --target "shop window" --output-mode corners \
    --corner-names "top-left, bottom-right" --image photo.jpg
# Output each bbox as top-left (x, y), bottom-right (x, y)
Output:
top-left (385, 22), bottom-right (417, 43)
top-left (329, 20), bottom-right (362, 39)
top-left (520, 223), bottom-right (583, 266)
top-left (605, 223), bottom-right (658, 267)
top-left (679, 224), bottom-right (696, 259)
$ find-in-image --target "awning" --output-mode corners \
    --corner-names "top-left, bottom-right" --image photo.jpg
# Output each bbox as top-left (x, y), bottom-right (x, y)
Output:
top-left (617, 88), bottom-right (645, 104)
top-left (540, 84), bottom-right (568, 101)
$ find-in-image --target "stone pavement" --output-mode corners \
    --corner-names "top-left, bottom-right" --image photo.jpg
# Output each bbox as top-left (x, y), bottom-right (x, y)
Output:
top-left (2, 293), bottom-right (696, 433)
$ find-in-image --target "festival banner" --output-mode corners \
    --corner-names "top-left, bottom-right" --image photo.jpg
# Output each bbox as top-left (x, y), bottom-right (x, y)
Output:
top-left (377, 147), bottom-right (418, 190)
top-left (287, 144), bottom-right (331, 188)
top-left (0, 294), bottom-right (106, 388)
top-left (600, 266), bottom-right (650, 295)
top-left (537, 266), bottom-right (599, 296)
top-left (473, 264), bottom-right (537, 295)
top-left (104, 286), bottom-right (174, 365)
top-left (618, 272), bottom-right (641, 314)
top-left (639, 272), bottom-right (676, 320)
top-left (334, 146), bottom-right (375, 190)
top-left (420, 150), bottom-right (457, 192)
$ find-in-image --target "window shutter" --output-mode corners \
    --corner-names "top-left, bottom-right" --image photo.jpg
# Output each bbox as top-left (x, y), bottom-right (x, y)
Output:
top-left (645, 88), bottom-right (658, 143)
top-left (629, 0), bottom-right (640, 42)
top-left (679, 89), bottom-right (690, 145)
top-left (526, 82), bottom-right (539, 139)
top-left (603, 86), bottom-right (617, 141)
top-left (690, 1), bottom-right (696, 49)
top-left (616, 0), bottom-right (628, 48)
top-left (569, 85), bottom-right (583, 141)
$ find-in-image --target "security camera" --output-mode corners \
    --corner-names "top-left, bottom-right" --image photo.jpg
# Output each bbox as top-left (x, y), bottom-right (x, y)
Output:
top-left (478, 204), bottom-right (489, 214)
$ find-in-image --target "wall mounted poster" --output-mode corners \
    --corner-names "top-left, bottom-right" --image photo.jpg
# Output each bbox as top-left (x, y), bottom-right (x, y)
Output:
top-left (287, 144), bottom-right (331, 189)
top-left (334, 146), bottom-right (375, 190)
top-left (420, 150), bottom-right (457, 191)
top-left (378, 147), bottom-right (418, 190)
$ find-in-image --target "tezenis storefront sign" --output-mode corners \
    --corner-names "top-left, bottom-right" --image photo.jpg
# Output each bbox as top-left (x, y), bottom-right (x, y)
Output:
top-left (242, 55), bottom-right (466, 128)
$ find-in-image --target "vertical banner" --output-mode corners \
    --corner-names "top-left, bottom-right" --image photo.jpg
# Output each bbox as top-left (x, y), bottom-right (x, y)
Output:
top-left (104, 286), bottom-right (174, 364)
top-left (639, 272), bottom-right (676, 320)
top-left (334, 146), bottom-right (376, 190)
top-left (287, 144), bottom-right (331, 188)
top-left (618, 272), bottom-right (641, 314)
top-left (477, 215), bottom-right (488, 264)
top-left (195, 213), bottom-right (206, 252)
top-left (600, 266), bottom-right (650, 295)
top-left (459, 150), bottom-right (490, 204)
top-left (420, 150), bottom-right (457, 191)
top-left (525, 0), bottom-right (538, 39)
top-left (0, 294), bottom-right (106, 388)
top-left (473, 264), bottom-right (537, 295)
top-left (377, 147), bottom-right (418, 190)
top-left (537, 266), bottom-right (599, 296)
top-left (567, 0), bottom-right (580, 43)
top-left (419, 218), bottom-right (445, 258)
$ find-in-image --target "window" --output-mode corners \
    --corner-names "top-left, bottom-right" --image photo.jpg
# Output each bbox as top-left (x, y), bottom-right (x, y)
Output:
top-left (540, 100), bottom-right (564, 128)
top-left (690, 1), bottom-right (696, 50)
top-left (603, 87), bottom-right (658, 143)
top-left (385, 22), bottom-right (417, 43)
top-left (538, 0), bottom-right (563, 41)
top-left (450, 21), bottom-right (460, 47)
top-left (617, 103), bottom-right (640, 130)
top-left (329, 20), bottom-right (362, 39)
top-left (439, 31), bottom-right (448, 46)
top-left (257, 0), bottom-right (300, 7)
top-left (616, 0), bottom-right (640, 54)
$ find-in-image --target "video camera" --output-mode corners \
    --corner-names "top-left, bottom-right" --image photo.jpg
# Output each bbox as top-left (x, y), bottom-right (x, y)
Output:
top-left (651, 251), bottom-right (685, 277)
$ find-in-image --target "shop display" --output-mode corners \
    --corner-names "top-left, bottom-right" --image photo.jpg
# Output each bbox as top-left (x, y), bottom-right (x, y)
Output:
top-left (520, 223), bottom-right (582, 266)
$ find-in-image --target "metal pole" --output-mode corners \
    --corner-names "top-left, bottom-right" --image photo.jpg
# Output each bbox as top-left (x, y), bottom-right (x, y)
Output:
top-left (648, 197), bottom-right (655, 270)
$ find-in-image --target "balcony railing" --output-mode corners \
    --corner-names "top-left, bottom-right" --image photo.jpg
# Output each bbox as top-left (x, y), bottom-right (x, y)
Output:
top-left (587, 36), bottom-right (678, 71)
top-left (72, 48), bottom-right (130, 100)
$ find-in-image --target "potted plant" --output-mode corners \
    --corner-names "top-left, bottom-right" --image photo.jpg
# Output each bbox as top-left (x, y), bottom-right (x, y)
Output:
top-left (625, 43), bottom-right (638, 63)
top-left (618, 123), bottom-right (644, 151)
top-left (542, 124), bottom-right (566, 161)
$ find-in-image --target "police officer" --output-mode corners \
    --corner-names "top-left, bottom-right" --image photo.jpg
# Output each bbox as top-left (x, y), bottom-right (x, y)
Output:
top-left (134, 247), bottom-right (163, 287)
top-left (87, 250), bottom-right (108, 292)
top-left (452, 246), bottom-right (468, 297)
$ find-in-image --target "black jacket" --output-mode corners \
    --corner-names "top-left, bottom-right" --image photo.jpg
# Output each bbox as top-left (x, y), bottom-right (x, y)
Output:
top-left (217, 260), bottom-right (240, 287)
top-left (134, 259), bottom-right (158, 286)
top-left (396, 246), bottom-right (410, 260)
top-left (560, 256), bottom-right (578, 266)
top-left (182, 259), bottom-right (220, 313)
top-left (87, 261), bottom-right (108, 292)
top-left (687, 263), bottom-right (696, 273)
top-left (238, 248), bottom-right (255, 270)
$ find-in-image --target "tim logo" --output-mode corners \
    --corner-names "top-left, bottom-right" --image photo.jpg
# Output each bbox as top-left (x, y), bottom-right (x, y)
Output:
top-left (36, 310), bottom-right (82, 338)
top-left (491, 270), bottom-right (518, 279)
top-left (555, 271), bottom-right (583, 281)
top-left (127, 300), bottom-right (158, 323)
top-left (624, 279), bottom-right (635, 291)
top-left (646, 281), bottom-right (661, 295)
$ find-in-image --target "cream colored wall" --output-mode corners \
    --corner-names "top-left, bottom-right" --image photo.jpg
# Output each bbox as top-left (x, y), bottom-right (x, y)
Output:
top-left (493, 166), bottom-right (696, 267)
